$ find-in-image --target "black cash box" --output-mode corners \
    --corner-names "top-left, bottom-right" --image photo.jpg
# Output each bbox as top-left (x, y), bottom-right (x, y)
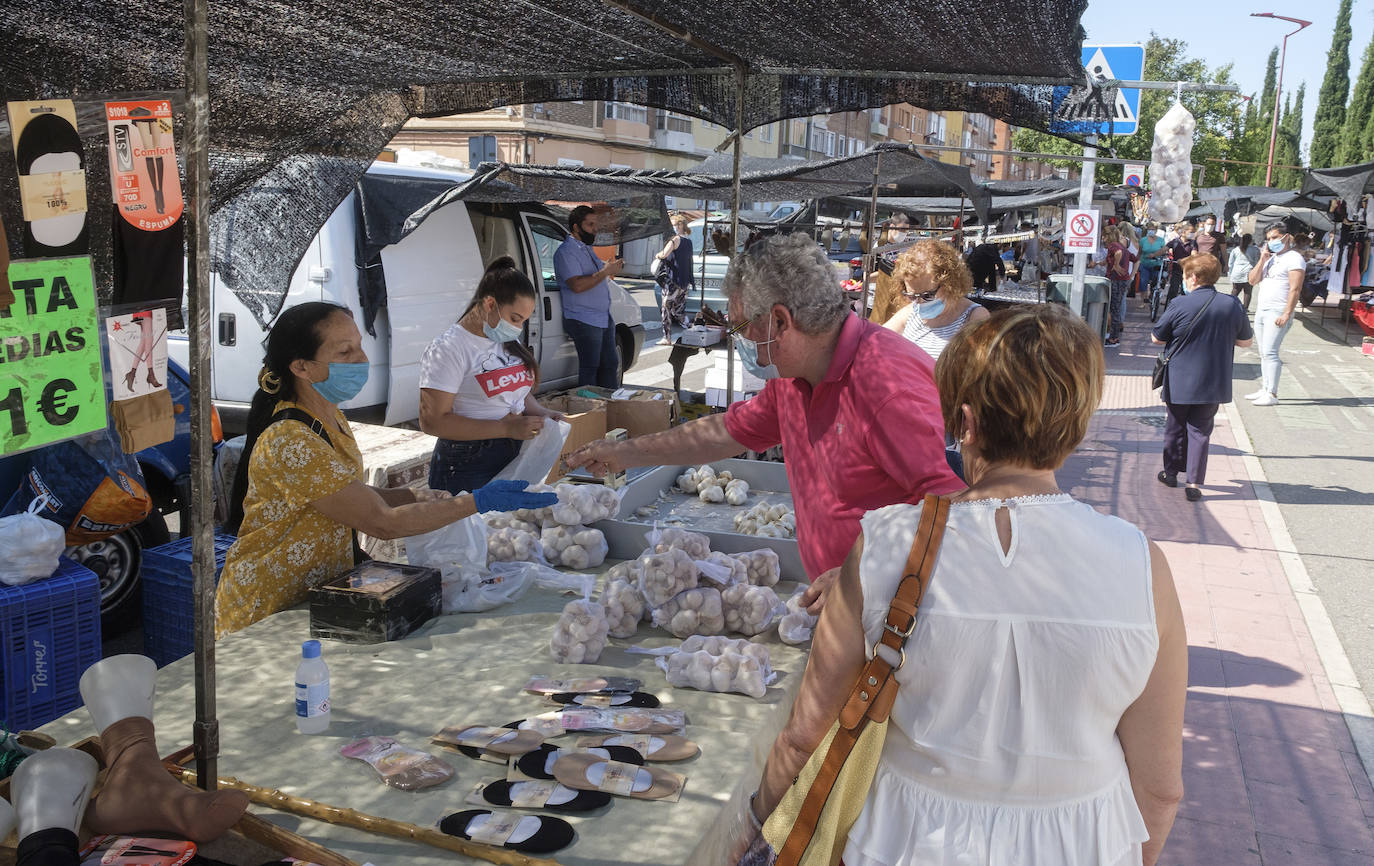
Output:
top-left (309, 562), bottom-right (442, 644)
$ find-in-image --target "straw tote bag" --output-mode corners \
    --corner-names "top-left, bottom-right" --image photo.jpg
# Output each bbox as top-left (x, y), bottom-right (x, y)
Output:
top-left (758, 494), bottom-right (950, 866)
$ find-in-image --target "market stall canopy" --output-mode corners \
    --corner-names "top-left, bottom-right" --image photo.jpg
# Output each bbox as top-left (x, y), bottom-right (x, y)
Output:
top-left (1251, 205), bottom-right (1335, 233)
top-left (833, 188), bottom-right (1077, 218)
top-left (2, 0), bottom-right (1087, 325)
top-left (1302, 161), bottom-right (1374, 211)
top-left (1196, 186), bottom-right (1332, 223)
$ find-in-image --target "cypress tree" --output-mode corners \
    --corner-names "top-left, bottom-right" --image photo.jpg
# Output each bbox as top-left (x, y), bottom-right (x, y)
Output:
top-left (1338, 24), bottom-right (1374, 165)
top-left (1259, 48), bottom-right (1279, 130)
top-left (1274, 85), bottom-right (1306, 188)
top-left (1311, 0), bottom-right (1353, 167)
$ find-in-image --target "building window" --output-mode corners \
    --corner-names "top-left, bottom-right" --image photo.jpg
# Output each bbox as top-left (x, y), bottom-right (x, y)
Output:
top-left (963, 130), bottom-right (972, 150)
top-left (557, 157), bottom-right (584, 167)
top-left (656, 111), bottom-right (693, 133)
top-left (925, 113), bottom-right (947, 146)
top-left (760, 123), bottom-right (774, 142)
top-left (604, 102), bottom-right (648, 124)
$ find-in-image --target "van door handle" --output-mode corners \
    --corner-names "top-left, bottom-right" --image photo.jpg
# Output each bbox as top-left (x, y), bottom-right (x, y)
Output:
top-left (544, 297), bottom-right (553, 321)
top-left (218, 313), bottom-right (236, 346)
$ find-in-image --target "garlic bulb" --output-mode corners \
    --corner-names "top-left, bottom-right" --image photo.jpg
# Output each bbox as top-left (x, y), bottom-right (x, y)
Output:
top-left (637, 547), bottom-right (699, 607)
top-left (778, 587), bottom-right (818, 645)
top-left (549, 483), bottom-right (621, 525)
top-left (654, 527), bottom-right (711, 560)
top-left (724, 479), bottom-right (750, 506)
top-left (487, 526), bottom-right (542, 563)
top-left (651, 587), bottom-right (725, 638)
top-left (732, 548), bottom-right (781, 587)
top-left (600, 578), bottom-right (646, 639)
top-left (541, 523), bottom-right (608, 568)
top-left (722, 583), bottom-right (782, 636)
top-left (733, 501), bottom-right (795, 538)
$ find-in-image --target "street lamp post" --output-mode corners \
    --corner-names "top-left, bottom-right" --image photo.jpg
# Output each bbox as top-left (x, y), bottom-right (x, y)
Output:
top-left (1252, 12), bottom-right (1311, 187)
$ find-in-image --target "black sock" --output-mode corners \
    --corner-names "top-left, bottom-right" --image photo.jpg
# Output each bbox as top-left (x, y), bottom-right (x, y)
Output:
top-left (16, 828), bottom-right (79, 866)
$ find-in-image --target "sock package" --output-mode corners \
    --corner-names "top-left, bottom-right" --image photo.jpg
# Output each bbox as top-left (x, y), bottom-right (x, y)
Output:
top-left (105, 101), bottom-right (185, 315)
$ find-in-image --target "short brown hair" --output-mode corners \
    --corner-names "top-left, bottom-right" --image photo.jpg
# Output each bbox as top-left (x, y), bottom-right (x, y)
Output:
top-left (892, 239), bottom-right (973, 297)
top-left (935, 305), bottom-right (1104, 470)
top-left (1180, 252), bottom-right (1221, 286)
top-left (1101, 225), bottom-right (1120, 244)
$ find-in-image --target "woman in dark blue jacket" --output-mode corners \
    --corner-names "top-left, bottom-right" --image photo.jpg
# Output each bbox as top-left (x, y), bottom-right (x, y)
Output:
top-left (1151, 253), bottom-right (1254, 501)
top-left (653, 214), bottom-right (694, 345)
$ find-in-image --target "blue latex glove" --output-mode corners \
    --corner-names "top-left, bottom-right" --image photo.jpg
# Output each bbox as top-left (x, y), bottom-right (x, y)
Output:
top-left (472, 479), bottom-right (558, 514)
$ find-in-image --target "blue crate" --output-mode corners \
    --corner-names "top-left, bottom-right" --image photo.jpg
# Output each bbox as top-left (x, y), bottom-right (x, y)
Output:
top-left (0, 557), bottom-right (102, 730)
top-left (141, 534), bottom-right (235, 667)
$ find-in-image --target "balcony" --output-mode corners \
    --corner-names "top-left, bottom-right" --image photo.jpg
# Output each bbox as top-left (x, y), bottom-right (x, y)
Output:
top-left (871, 118), bottom-right (888, 136)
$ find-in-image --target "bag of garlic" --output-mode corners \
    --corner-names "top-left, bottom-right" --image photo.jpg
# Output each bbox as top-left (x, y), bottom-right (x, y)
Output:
top-left (778, 586), bottom-right (818, 645)
top-left (550, 597), bottom-right (611, 664)
top-left (1146, 101), bottom-right (1197, 225)
top-left (651, 586), bottom-right (725, 638)
top-left (600, 577), bottom-right (647, 639)
top-left (731, 548), bottom-right (781, 587)
top-left (540, 522), bottom-right (609, 569)
top-left (658, 649), bottom-right (769, 699)
top-left (680, 634), bottom-right (773, 674)
top-left (721, 582), bottom-right (784, 636)
top-left (636, 547), bottom-right (699, 607)
top-left (487, 525), bottom-right (543, 563)
top-left (694, 551), bottom-right (748, 588)
top-left (549, 482), bottom-right (624, 525)
top-left (647, 524), bottom-right (712, 559)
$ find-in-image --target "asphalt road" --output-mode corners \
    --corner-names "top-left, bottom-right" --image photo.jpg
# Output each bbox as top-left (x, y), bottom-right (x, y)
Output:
top-left (1228, 306), bottom-right (1374, 704)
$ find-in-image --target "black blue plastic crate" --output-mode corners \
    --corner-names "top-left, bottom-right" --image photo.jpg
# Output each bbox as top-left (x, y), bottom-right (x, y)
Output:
top-left (0, 556), bottom-right (102, 730)
top-left (141, 534), bottom-right (235, 667)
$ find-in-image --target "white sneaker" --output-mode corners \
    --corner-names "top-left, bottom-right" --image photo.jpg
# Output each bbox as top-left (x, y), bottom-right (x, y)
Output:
top-left (1251, 392), bottom-right (1278, 406)
top-left (1243, 389), bottom-right (1268, 400)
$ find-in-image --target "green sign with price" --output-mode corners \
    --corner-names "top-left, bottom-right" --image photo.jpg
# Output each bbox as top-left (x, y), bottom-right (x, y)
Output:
top-left (0, 256), bottom-right (105, 455)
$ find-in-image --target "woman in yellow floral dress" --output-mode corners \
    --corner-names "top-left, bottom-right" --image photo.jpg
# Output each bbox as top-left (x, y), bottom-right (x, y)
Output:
top-left (218, 303), bottom-right (555, 637)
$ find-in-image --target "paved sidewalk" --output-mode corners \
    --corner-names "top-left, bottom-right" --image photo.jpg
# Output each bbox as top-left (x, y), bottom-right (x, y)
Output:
top-left (1058, 297), bottom-right (1374, 864)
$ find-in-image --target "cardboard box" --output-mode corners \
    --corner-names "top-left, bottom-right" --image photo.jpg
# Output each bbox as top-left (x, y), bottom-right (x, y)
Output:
top-left (581, 386), bottom-right (680, 438)
top-left (543, 393), bottom-right (608, 480)
top-left (679, 325), bottom-right (724, 347)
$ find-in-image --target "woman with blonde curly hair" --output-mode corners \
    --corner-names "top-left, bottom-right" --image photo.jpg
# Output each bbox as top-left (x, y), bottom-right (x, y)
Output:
top-left (884, 238), bottom-right (989, 360)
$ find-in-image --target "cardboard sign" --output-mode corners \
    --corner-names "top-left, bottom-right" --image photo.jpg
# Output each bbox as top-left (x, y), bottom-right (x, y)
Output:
top-left (0, 257), bottom-right (104, 455)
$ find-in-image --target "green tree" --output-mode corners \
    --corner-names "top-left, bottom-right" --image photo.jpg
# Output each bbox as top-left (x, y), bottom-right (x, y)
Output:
top-left (1011, 34), bottom-right (1248, 187)
top-left (1311, 0), bottom-right (1353, 167)
top-left (1273, 84), bottom-right (1306, 188)
top-left (1338, 20), bottom-right (1374, 165)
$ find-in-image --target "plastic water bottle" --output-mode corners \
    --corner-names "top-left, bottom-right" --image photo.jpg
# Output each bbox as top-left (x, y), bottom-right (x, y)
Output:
top-left (294, 640), bottom-right (331, 734)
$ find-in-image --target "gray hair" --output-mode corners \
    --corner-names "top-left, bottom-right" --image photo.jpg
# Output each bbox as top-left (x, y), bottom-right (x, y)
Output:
top-left (724, 232), bottom-right (849, 334)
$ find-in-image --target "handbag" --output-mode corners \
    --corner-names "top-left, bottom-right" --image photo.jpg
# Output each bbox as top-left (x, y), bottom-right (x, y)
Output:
top-left (1151, 292), bottom-right (1216, 390)
top-left (759, 494), bottom-right (950, 866)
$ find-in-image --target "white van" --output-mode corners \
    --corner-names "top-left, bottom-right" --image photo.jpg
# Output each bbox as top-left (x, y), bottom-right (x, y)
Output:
top-left (170, 161), bottom-right (644, 429)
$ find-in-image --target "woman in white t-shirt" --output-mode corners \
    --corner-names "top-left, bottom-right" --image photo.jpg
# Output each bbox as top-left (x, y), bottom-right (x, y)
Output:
top-left (1244, 225), bottom-right (1306, 407)
top-left (420, 257), bottom-right (565, 494)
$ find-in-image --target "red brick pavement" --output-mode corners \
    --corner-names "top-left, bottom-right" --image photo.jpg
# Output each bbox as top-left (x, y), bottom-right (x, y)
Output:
top-left (1056, 299), bottom-right (1374, 864)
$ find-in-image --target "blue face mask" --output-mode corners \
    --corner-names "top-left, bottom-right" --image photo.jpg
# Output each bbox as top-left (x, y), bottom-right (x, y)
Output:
top-left (1267, 239), bottom-right (1285, 253)
top-left (916, 297), bottom-right (946, 320)
top-left (733, 318), bottom-right (780, 381)
top-left (483, 314), bottom-right (524, 344)
top-left (312, 362), bottom-right (369, 405)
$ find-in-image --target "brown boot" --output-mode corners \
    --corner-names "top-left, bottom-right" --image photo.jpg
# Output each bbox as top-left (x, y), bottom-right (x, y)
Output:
top-left (84, 716), bottom-right (249, 843)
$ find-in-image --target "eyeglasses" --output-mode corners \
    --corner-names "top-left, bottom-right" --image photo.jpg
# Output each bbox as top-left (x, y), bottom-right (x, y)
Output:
top-left (726, 316), bottom-right (754, 338)
top-left (901, 289), bottom-right (940, 302)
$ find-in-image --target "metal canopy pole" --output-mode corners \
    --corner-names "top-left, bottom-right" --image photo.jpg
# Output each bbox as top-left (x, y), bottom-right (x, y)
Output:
top-left (184, 0), bottom-right (218, 790)
top-left (726, 67), bottom-right (745, 407)
top-left (861, 154), bottom-right (882, 320)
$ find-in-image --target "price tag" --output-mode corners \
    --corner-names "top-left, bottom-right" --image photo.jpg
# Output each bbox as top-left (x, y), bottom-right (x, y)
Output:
top-left (596, 760), bottom-right (641, 796)
top-left (467, 813), bottom-right (521, 846)
top-left (0, 257), bottom-right (104, 455)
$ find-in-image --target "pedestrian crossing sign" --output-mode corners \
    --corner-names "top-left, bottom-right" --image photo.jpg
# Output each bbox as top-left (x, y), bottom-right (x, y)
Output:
top-left (1050, 44), bottom-right (1146, 137)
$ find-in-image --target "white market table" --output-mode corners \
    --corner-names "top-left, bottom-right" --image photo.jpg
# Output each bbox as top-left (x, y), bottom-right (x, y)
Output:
top-left (42, 576), bottom-right (810, 866)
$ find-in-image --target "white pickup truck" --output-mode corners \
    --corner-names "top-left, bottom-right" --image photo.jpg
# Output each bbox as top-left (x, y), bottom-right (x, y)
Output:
top-left (170, 160), bottom-right (644, 430)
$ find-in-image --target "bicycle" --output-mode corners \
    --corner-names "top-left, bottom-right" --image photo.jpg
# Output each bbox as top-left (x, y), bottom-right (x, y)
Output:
top-left (1148, 253), bottom-right (1174, 323)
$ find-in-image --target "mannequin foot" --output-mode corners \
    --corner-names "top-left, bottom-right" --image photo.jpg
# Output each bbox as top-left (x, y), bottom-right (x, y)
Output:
top-left (85, 716), bottom-right (248, 843)
top-left (13, 747), bottom-right (98, 838)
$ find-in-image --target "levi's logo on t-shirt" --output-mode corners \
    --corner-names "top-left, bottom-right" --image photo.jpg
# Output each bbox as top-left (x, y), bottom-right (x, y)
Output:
top-left (477, 363), bottom-right (533, 397)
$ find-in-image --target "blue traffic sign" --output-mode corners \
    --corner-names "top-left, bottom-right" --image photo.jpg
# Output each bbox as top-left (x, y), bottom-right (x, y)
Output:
top-left (1050, 43), bottom-right (1146, 136)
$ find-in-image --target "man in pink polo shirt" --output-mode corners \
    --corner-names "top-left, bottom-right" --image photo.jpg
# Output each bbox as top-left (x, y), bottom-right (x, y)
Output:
top-left (566, 232), bottom-right (963, 609)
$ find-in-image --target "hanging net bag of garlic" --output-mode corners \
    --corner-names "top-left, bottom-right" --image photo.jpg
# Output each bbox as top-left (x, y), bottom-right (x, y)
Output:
top-left (1147, 101), bottom-right (1197, 225)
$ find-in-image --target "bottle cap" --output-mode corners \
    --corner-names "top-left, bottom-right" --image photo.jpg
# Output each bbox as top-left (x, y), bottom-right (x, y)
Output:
top-left (301, 640), bottom-right (322, 659)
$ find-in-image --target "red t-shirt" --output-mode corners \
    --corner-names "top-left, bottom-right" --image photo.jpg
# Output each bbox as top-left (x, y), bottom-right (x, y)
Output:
top-left (1106, 242), bottom-right (1132, 279)
top-left (724, 315), bottom-right (964, 579)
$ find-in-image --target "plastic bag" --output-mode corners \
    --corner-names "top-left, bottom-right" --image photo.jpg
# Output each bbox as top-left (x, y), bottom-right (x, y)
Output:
top-left (513, 483), bottom-right (557, 525)
top-left (540, 522), bottom-right (608, 569)
top-left (648, 525), bottom-right (711, 559)
top-left (778, 587), bottom-right (818, 645)
top-left (681, 634), bottom-right (773, 675)
top-left (1147, 102), bottom-right (1197, 224)
top-left (600, 577), bottom-right (646, 639)
top-left (651, 587), bottom-right (724, 638)
top-left (637, 547), bottom-right (699, 607)
top-left (721, 582), bottom-right (783, 636)
top-left (442, 561), bottom-right (536, 613)
top-left (2, 424), bottom-right (152, 545)
top-left (406, 515), bottom-right (490, 613)
top-left (485, 513), bottom-right (539, 534)
top-left (550, 598), bottom-right (610, 663)
top-left (733, 549), bottom-right (781, 587)
top-left (659, 649), bottom-right (768, 699)
top-left (694, 551), bottom-right (746, 588)
top-left (493, 419), bottom-right (571, 484)
top-left (0, 498), bottom-right (67, 586)
top-left (549, 483), bottom-right (623, 525)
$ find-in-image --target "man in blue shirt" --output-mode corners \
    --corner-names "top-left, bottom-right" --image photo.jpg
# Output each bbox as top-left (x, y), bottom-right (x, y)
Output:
top-left (554, 205), bottom-right (623, 387)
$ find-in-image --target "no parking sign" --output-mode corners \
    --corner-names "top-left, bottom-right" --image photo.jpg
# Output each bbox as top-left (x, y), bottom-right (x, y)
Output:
top-left (1066, 207), bottom-right (1100, 255)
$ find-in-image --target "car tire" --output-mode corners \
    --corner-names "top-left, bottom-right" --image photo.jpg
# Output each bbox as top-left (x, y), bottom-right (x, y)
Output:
top-left (64, 510), bottom-right (170, 636)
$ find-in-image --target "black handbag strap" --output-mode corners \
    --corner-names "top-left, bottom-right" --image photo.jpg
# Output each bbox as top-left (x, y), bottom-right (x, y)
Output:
top-left (270, 407), bottom-right (369, 564)
top-left (1161, 291), bottom-right (1217, 366)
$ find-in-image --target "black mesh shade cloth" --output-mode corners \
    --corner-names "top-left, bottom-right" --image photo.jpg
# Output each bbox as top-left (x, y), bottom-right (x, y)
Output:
top-left (1, 0), bottom-right (1087, 324)
top-left (834, 188), bottom-right (1079, 217)
top-left (1197, 186), bottom-right (1333, 224)
top-left (1302, 162), bottom-right (1374, 212)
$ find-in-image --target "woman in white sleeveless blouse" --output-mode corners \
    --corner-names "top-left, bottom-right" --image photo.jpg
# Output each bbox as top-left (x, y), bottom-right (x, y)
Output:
top-left (884, 239), bottom-right (989, 362)
top-left (741, 305), bottom-right (1186, 865)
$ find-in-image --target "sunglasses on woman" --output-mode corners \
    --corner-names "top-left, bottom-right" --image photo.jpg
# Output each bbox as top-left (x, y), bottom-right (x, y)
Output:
top-left (901, 289), bottom-right (940, 302)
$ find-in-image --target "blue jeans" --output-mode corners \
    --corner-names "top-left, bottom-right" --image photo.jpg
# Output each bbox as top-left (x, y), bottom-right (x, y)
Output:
top-left (564, 315), bottom-right (620, 388)
top-left (428, 436), bottom-right (520, 495)
top-left (1254, 309), bottom-right (1294, 396)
